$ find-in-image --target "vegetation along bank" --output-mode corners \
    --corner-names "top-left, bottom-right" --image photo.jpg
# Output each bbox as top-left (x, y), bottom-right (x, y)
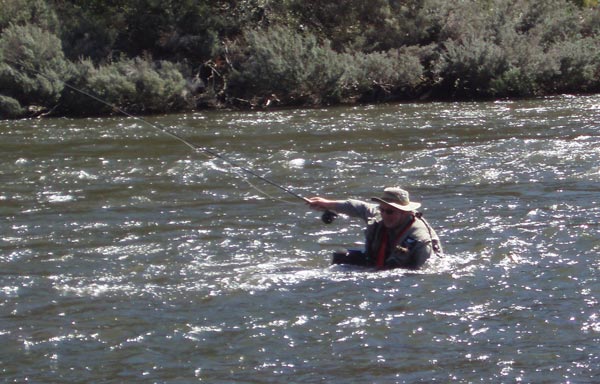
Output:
top-left (1, 0), bottom-right (600, 119)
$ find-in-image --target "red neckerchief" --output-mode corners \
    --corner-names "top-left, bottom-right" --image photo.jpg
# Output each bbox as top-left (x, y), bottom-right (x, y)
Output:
top-left (375, 230), bottom-right (388, 268)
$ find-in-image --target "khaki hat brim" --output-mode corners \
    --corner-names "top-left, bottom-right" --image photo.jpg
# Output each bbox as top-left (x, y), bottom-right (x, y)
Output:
top-left (371, 197), bottom-right (421, 211)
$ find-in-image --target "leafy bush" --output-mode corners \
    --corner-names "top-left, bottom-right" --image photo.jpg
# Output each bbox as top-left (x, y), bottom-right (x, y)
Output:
top-left (436, 36), bottom-right (508, 98)
top-left (132, 59), bottom-right (190, 112)
top-left (0, 0), bottom-right (59, 32)
top-left (60, 57), bottom-right (190, 115)
top-left (488, 34), bottom-right (546, 97)
top-left (2, 0), bottom-right (600, 117)
top-left (0, 23), bottom-right (68, 108)
top-left (543, 37), bottom-right (600, 93)
top-left (519, 0), bottom-right (582, 48)
top-left (0, 94), bottom-right (25, 118)
top-left (276, 0), bottom-right (395, 51)
top-left (500, 1), bottom-right (600, 95)
top-left (131, 1), bottom-right (224, 61)
top-left (227, 26), bottom-right (346, 105)
top-left (343, 48), bottom-right (424, 101)
top-left (432, 0), bottom-right (600, 98)
top-left (54, 3), bottom-right (122, 62)
top-left (581, 6), bottom-right (600, 37)
top-left (227, 25), bottom-right (427, 105)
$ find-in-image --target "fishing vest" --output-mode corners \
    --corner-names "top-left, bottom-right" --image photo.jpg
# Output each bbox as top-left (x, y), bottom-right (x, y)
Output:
top-left (364, 213), bottom-right (442, 269)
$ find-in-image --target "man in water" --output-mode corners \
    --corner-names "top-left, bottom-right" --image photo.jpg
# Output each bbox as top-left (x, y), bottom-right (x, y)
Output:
top-left (308, 187), bottom-right (442, 270)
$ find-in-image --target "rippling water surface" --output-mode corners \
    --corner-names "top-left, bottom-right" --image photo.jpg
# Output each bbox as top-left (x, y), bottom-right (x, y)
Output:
top-left (1, 96), bottom-right (599, 383)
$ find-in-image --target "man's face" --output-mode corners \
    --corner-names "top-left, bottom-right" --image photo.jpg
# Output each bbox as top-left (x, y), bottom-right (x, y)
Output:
top-left (378, 204), bottom-right (406, 228)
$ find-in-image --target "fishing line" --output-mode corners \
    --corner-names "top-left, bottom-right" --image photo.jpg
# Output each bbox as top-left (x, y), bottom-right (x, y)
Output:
top-left (84, 88), bottom-right (313, 204)
top-left (56, 77), bottom-right (308, 203)
top-left (5, 59), bottom-right (341, 221)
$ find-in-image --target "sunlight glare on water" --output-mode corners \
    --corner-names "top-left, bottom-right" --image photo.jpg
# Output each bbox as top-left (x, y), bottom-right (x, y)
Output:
top-left (1, 96), bottom-right (599, 383)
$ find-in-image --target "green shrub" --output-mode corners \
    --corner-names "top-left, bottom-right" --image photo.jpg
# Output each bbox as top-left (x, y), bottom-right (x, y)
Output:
top-left (227, 25), bottom-right (427, 105)
top-left (343, 48), bottom-right (424, 101)
top-left (488, 41), bottom-right (545, 97)
top-left (436, 36), bottom-right (509, 98)
top-left (131, 59), bottom-right (190, 112)
top-left (543, 37), bottom-right (600, 93)
top-left (57, 59), bottom-right (102, 115)
top-left (581, 6), bottom-right (600, 37)
top-left (570, 0), bottom-right (599, 7)
top-left (0, 23), bottom-right (67, 108)
top-left (521, 1), bottom-right (581, 48)
top-left (56, 5), bottom-right (122, 62)
top-left (2, 0), bottom-right (599, 115)
top-left (0, 94), bottom-right (25, 119)
top-left (272, 0), bottom-right (448, 52)
top-left (487, 23), bottom-right (549, 97)
top-left (432, 0), bottom-right (600, 98)
top-left (0, 0), bottom-right (59, 32)
top-left (227, 26), bottom-right (346, 105)
top-left (60, 57), bottom-right (189, 115)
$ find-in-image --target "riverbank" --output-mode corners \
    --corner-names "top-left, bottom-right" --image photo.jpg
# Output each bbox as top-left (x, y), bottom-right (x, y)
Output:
top-left (1, 0), bottom-right (600, 119)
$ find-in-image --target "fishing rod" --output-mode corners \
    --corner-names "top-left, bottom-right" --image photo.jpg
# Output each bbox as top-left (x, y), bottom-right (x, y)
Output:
top-left (61, 80), bottom-right (310, 204)
top-left (7, 59), bottom-right (337, 223)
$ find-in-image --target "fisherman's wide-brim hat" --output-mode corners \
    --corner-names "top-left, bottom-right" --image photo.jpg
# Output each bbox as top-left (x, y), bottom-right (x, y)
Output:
top-left (371, 187), bottom-right (421, 211)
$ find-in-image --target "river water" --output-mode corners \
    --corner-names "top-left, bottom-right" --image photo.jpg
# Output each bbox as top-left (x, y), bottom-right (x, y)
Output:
top-left (1, 96), bottom-right (599, 383)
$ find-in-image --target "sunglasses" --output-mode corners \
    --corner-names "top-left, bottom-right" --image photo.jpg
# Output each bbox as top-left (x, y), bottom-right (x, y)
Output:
top-left (379, 207), bottom-right (397, 215)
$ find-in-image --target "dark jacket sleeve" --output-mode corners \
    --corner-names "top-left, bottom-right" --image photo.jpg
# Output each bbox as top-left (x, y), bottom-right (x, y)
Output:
top-left (333, 199), bottom-right (378, 223)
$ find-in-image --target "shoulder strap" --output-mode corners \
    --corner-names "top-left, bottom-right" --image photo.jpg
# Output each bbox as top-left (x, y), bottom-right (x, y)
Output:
top-left (414, 212), bottom-right (443, 256)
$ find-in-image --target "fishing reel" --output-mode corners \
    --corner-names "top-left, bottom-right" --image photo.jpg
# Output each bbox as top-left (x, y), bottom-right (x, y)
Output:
top-left (321, 210), bottom-right (337, 224)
